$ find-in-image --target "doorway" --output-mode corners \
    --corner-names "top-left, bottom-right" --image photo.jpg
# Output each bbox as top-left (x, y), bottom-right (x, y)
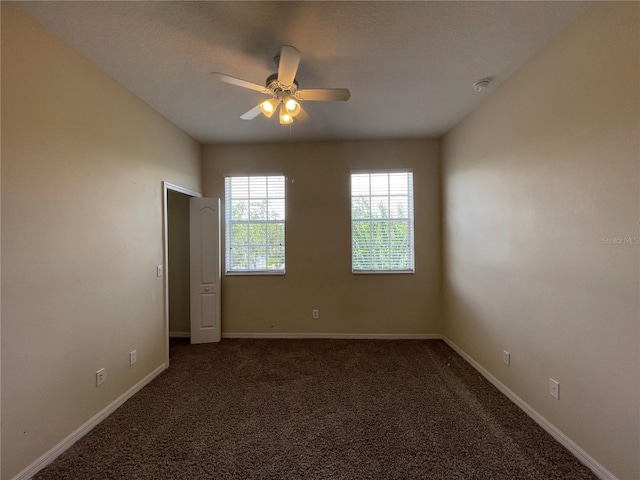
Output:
top-left (162, 182), bottom-right (201, 366)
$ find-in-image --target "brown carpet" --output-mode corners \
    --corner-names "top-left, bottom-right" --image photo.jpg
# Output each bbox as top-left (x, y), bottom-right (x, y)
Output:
top-left (35, 339), bottom-right (596, 479)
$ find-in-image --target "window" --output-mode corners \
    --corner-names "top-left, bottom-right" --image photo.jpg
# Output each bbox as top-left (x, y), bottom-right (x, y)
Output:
top-left (225, 175), bottom-right (285, 274)
top-left (351, 171), bottom-right (414, 273)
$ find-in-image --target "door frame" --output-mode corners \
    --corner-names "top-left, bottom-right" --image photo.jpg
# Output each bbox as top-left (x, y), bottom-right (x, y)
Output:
top-left (162, 182), bottom-right (202, 367)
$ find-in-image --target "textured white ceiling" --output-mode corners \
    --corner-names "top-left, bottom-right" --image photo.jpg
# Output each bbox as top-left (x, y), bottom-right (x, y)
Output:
top-left (16, 1), bottom-right (590, 144)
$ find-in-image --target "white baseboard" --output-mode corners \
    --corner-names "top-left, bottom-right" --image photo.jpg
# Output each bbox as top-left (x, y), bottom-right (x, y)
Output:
top-left (12, 363), bottom-right (167, 480)
top-left (223, 332), bottom-right (443, 340)
top-left (441, 337), bottom-right (617, 480)
top-left (169, 331), bottom-right (190, 338)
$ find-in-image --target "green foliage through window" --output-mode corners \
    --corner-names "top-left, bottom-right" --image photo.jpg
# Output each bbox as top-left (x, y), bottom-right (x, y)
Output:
top-left (225, 176), bottom-right (285, 273)
top-left (351, 172), bottom-right (414, 272)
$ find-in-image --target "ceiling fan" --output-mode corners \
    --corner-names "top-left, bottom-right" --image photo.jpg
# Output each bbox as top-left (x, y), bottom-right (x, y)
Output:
top-left (213, 45), bottom-right (350, 125)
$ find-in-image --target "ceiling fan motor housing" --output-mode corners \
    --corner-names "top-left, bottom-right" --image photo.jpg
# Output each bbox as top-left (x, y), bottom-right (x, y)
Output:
top-left (265, 73), bottom-right (299, 95)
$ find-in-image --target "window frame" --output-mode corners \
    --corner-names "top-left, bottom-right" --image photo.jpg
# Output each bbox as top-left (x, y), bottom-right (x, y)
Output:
top-left (224, 173), bottom-right (286, 276)
top-left (350, 169), bottom-right (415, 275)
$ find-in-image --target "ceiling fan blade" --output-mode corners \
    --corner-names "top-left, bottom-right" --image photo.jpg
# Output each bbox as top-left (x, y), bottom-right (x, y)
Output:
top-left (240, 104), bottom-right (263, 120)
top-left (212, 73), bottom-right (270, 94)
top-left (297, 88), bottom-right (351, 102)
top-left (277, 45), bottom-right (301, 87)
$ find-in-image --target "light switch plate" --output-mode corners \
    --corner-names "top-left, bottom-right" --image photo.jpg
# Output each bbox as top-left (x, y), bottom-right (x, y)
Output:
top-left (503, 350), bottom-right (510, 366)
top-left (549, 378), bottom-right (559, 399)
top-left (96, 368), bottom-right (105, 387)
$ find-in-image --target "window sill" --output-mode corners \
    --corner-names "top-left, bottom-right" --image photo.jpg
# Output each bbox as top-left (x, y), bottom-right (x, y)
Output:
top-left (352, 269), bottom-right (415, 275)
top-left (225, 270), bottom-right (286, 276)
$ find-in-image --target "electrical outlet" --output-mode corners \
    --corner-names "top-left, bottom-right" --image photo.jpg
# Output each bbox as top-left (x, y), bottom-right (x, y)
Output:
top-left (156, 265), bottom-right (163, 277)
top-left (503, 350), bottom-right (510, 366)
top-left (130, 350), bottom-right (137, 366)
top-left (312, 309), bottom-right (319, 319)
top-left (96, 368), bottom-right (106, 387)
top-left (549, 378), bottom-right (559, 399)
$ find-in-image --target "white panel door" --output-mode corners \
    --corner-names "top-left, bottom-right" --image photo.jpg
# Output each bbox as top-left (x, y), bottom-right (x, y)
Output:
top-left (189, 198), bottom-right (221, 344)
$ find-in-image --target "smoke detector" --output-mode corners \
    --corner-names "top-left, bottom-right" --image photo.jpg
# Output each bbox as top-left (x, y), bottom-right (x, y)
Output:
top-left (473, 79), bottom-right (492, 92)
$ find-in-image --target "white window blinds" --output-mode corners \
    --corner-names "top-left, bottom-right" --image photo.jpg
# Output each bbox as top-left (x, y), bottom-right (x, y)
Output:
top-left (351, 171), bottom-right (415, 273)
top-left (224, 175), bottom-right (285, 274)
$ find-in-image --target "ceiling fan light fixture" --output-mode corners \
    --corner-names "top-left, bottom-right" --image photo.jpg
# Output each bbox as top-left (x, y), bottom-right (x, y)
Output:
top-left (260, 98), bottom-right (278, 118)
top-left (215, 45), bottom-right (351, 126)
top-left (279, 105), bottom-right (293, 125)
top-left (284, 97), bottom-right (301, 117)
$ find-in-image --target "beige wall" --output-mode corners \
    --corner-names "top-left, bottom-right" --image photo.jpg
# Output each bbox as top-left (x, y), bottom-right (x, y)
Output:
top-left (1, 5), bottom-right (201, 479)
top-left (203, 139), bottom-right (441, 335)
top-left (442, 3), bottom-right (639, 479)
top-left (168, 190), bottom-right (191, 335)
